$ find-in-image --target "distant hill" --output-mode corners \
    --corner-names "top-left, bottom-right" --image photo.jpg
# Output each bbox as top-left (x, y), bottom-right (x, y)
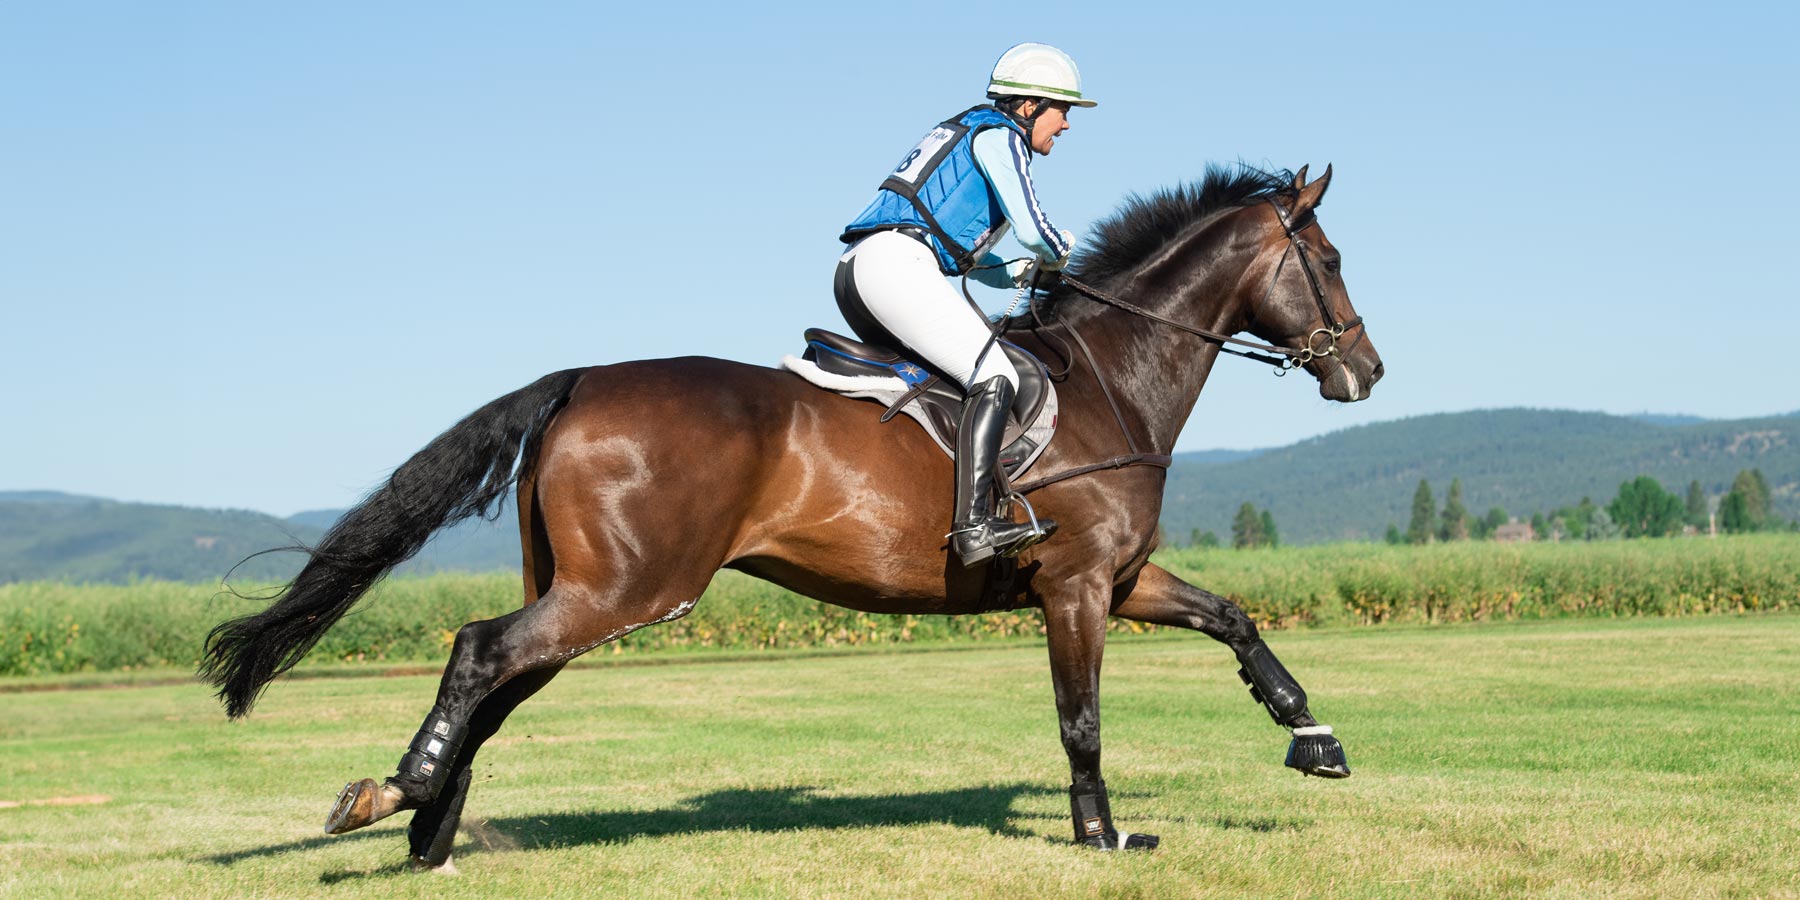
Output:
top-left (1169, 448), bottom-right (1265, 466)
top-left (1161, 408), bottom-right (1800, 544)
top-left (5, 408), bottom-right (1796, 582)
top-left (0, 494), bottom-right (523, 585)
top-left (0, 495), bottom-right (324, 583)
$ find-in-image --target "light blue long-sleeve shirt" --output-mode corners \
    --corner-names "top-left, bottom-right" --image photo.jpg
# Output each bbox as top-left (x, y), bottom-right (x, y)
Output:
top-left (966, 127), bottom-right (1074, 289)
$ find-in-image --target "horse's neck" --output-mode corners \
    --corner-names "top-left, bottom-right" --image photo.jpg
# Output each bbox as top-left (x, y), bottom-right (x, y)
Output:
top-left (1068, 218), bottom-right (1252, 455)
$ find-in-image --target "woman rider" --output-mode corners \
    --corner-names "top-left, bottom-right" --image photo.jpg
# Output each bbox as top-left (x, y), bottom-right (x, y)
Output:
top-left (835, 42), bottom-right (1094, 567)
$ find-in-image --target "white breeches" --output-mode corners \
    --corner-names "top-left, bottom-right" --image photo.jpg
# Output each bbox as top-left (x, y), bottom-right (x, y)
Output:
top-left (834, 230), bottom-right (1020, 392)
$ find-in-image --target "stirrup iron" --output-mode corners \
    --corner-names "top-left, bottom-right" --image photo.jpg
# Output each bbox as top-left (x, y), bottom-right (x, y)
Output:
top-left (998, 491), bottom-right (1050, 555)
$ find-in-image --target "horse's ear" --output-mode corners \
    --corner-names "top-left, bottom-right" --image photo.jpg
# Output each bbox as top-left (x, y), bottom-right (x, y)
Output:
top-left (1291, 165), bottom-right (1309, 192)
top-left (1295, 164), bottom-right (1333, 216)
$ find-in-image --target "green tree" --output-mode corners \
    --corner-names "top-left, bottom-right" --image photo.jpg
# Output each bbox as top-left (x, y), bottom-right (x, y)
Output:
top-left (1384, 523), bottom-right (1402, 545)
top-left (1197, 530), bottom-right (1220, 549)
top-left (1475, 506), bottom-right (1508, 540)
top-left (1719, 490), bottom-right (1753, 533)
top-left (1231, 502), bottom-right (1265, 549)
top-left (1407, 480), bottom-right (1435, 545)
top-left (1439, 478), bottom-right (1470, 542)
top-left (1260, 509), bottom-right (1280, 548)
top-left (1724, 469), bottom-right (1772, 531)
top-left (1684, 480), bottom-right (1708, 530)
top-left (1607, 476), bottom-right (1684, 538)
top-left (1567, 497), bottom-right (1598, 541)
top-left (1530, 511), bottom-right (1547, 541)
top-left (1589, 508), bottom-right (1620, 540)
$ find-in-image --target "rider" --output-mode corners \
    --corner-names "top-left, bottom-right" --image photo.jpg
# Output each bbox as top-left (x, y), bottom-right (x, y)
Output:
top-left (835, 42), bottom-right (1095, 567)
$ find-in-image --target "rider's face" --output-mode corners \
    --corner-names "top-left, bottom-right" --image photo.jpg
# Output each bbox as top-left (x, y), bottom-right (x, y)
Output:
top-left (1029, 102), bottom-right (1072, 155)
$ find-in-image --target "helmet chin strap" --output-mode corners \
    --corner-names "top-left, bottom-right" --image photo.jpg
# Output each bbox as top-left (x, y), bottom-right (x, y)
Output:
top-left (990, 96), bottom-right (1047, 149)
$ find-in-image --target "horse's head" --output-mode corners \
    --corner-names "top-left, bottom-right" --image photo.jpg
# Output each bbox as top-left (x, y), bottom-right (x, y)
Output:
top-left (1239, 166), bottom-right (1383, 402)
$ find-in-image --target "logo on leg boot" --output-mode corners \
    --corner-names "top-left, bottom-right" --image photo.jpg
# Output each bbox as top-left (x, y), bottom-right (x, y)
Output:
top-left (1083, 817), bottom-right (1106, 836)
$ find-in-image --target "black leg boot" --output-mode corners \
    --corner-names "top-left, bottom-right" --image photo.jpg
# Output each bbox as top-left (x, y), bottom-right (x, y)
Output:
top-left (950, 377), bottom-right (1057, 567)
top-left (1069, 781), bottom-right (1159, 851)
top-left (1236, 641), bottom-right (1352, 778)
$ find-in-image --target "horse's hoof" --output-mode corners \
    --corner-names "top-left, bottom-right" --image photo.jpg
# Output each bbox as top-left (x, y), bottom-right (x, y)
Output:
top-left (410, 854), bottom-right (460, 875)
top-left (324, 778), bottom-right (408, 834)
top-left (1286, 728), bottom-right (1352, 779)
top-left (1077, 831), bottom-right (1160, 851)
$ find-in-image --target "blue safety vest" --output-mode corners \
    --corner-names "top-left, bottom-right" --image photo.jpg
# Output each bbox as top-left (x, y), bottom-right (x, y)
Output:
top-left (840, 106), bottom-right (1029, 275)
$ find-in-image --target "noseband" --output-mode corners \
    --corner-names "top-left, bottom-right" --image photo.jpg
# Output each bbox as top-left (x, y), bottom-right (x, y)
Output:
top-left (1057, 199), bottom-right (1365, 375)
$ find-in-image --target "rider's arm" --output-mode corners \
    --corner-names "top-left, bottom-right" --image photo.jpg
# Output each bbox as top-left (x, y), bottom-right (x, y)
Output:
top-left (971, 128), bottom-right (1075, 265)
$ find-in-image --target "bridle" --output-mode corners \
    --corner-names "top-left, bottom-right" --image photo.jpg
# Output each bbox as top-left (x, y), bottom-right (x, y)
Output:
top-left (1057, 198), bottom-right (1365, 375)
top-left (997, 197), bottom-right (1369, 495)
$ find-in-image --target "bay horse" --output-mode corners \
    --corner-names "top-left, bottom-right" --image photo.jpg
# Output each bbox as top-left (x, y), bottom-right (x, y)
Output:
top-left (201, 164), bottom-right (1382, 866)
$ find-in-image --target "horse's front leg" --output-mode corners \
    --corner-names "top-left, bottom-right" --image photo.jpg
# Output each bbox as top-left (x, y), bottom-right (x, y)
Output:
top-left (1112, 563), bottom-right (1351, 778)
top-left (1041, 574), bottom-right (1159, 851)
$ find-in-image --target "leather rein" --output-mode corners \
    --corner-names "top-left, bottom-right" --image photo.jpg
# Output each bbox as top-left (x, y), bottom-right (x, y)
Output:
top-left (1058, 199), bottom-right (1364, 374)
top-left (1006, 199), bottom-right (1363, 495)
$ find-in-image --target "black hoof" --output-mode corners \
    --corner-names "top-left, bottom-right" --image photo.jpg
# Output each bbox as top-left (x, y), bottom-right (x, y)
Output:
top-left (1077, 831), bottom-right (1159, 851)
top-left (1286, 730), bottom-right (1351, 778)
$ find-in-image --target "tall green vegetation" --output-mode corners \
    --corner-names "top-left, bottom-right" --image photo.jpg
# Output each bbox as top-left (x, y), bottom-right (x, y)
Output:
top-left (6, 536), bottom-right (1799, 677)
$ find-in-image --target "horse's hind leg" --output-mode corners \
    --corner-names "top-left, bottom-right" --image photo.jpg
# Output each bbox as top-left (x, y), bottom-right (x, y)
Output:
top-left (322, 578), bottom-right (703, 836)
top-left (1111, 563), bottom-right (1350, 778)
top-left (400, 477), bottom-right (561, 869)
top-left (402, 663), bottom-right (565, 868)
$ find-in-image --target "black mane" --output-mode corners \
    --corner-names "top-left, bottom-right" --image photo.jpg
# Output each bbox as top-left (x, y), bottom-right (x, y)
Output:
top-left (1064, 163), bottom-right (1295, 285)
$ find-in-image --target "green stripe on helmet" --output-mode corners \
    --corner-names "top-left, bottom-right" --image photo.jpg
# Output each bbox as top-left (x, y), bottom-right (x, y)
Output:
top-left (988, 78), bottom-right (1084, 100)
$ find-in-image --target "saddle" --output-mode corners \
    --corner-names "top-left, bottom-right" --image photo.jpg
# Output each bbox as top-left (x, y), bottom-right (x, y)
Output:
top-left (781, 328), bottom-right (1058, 479)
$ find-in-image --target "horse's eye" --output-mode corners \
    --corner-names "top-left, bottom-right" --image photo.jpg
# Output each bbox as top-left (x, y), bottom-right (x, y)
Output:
top-left (1324, 258), bottom-right (1342, 274)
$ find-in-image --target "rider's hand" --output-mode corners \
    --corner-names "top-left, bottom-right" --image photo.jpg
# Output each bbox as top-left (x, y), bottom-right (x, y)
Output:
top-left (1005, 258), bottom-right (1036, 287)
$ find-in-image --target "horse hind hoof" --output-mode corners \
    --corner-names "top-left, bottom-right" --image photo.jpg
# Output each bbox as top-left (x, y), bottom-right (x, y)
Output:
top-left (324, 778), bottom-right (408, 834)
top-left (1286, 728), bottom-right (1352, 779)
top-left (1077, 831), bottom-right (1160, 851)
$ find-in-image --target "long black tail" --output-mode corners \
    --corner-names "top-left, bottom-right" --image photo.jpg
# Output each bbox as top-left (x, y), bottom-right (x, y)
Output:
top-left (199, 368), bottom-right (585, 718)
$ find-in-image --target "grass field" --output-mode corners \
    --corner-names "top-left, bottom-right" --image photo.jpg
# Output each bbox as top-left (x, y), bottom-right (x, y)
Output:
top-left (3, 614), bottom-right (1797, 899)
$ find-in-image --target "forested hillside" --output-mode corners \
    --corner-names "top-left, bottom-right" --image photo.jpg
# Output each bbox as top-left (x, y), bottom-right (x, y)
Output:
top-left (0, 492), bottom-right (520, 584)
top-left (1162, 408), bottom-right (1799, 544)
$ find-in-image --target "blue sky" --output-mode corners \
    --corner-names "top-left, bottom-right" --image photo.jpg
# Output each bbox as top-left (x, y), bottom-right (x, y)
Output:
top-left (3, 1), bottom-right (1795, 515)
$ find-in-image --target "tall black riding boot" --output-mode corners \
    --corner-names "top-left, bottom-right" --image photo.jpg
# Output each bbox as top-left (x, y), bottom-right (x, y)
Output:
top-left (950, 376), bottom-right (1057, 567)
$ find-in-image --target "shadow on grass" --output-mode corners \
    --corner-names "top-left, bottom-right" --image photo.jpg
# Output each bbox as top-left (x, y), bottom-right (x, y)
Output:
top-left (464, 783), bottom-right (1053, 852)
top-left (205, 782), bottom-right (1056, 878)
top-left (207, 782), bottom-right (1308, 879)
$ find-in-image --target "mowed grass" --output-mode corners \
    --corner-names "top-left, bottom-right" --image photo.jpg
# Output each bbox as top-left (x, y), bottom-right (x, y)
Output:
top-left (2, 614), bottom-right (1796, 899)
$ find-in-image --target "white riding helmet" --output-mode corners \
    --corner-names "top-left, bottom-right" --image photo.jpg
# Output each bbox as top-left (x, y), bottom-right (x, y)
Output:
top-left (987, 43), bottom-right (1097, 108)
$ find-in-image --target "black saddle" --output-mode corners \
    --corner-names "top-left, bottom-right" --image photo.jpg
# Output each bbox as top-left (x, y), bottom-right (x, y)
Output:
top-left (800, 328), bottom-right (1052, 474)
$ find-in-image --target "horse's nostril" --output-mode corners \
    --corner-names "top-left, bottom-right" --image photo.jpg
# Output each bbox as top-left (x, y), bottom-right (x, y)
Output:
top-left (1370, 361), bottom-right (1385, 384)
